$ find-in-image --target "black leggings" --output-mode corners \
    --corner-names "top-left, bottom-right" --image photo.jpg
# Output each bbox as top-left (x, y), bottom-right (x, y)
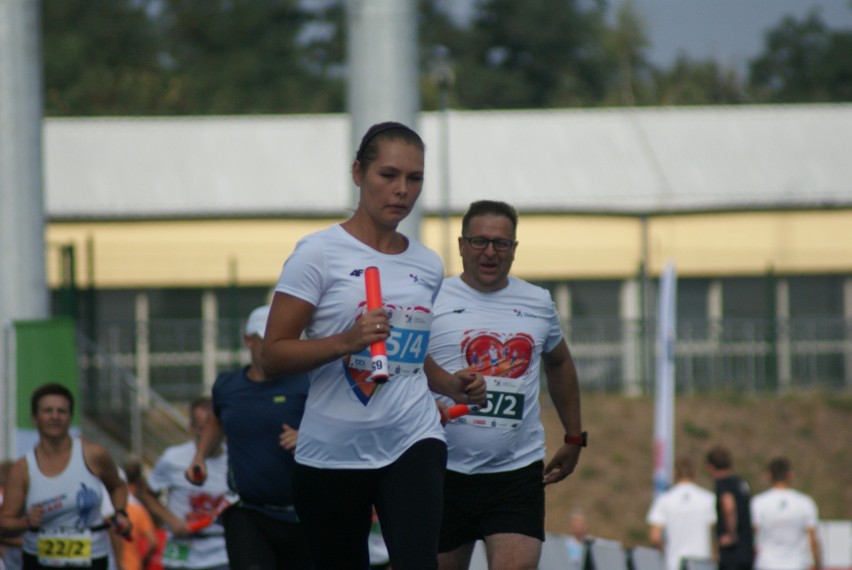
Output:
top-left (222, 505), bottom-right (312, 570)
top-left (293, 438), bottom-right (447, 570)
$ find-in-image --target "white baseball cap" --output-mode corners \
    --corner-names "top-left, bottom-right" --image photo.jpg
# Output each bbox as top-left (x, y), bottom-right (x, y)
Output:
top-left (245, 305), bottom-right (271, 339)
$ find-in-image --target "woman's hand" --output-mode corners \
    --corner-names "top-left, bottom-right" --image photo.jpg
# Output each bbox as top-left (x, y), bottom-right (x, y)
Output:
top-left (342, 307), bottom-right (390, 354)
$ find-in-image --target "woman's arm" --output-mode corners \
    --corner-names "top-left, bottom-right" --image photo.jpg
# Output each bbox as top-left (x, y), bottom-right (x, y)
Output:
top-left (261, 291), bottom-right (389, 376)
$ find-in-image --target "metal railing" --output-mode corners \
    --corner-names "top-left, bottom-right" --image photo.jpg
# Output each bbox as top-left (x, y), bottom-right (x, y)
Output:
top-left (79, 316), bottom-right (852, 406)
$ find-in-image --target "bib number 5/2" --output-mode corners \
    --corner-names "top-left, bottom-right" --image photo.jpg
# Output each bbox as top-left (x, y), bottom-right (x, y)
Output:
top-left (477, 391), bottom-right (524, 421)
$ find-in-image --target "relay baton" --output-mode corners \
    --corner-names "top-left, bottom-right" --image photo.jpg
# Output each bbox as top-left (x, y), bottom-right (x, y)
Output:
top-left (186, 464), bottom-right (205, 486)
top-left (364, 266), bottom-right (389, 383)
top-left (186, 492), bottom-right (238, 533)
top-left (443, 403), bottom-right (481, 422)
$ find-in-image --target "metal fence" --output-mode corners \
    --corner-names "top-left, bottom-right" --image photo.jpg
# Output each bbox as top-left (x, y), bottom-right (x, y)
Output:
top-left (76, 316), bottom-right (851, 461)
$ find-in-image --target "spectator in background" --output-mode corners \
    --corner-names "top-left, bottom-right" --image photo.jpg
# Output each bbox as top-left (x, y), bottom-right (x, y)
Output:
top-left (187, 305), bottom-right (312, 570)
top-left (140, 398), bottom-right (230, 570)
top-left (647, 457), bottom-right (717, 570)
top-left (122, 461), bottom-right (158, 570)
top-left (751, 457), bottom-right (821, 570)
top-left (565, 509), bottom-right (592, 570)
top-left (706, 445), bottom-right (755, 570)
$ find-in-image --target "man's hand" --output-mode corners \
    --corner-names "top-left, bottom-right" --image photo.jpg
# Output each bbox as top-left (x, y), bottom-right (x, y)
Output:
top-left (279, 424), bottom-right (298, 453)
top-left (543, 444), bottom-right (581, 485)
top-left (448, 368), bottom-right (487, 406)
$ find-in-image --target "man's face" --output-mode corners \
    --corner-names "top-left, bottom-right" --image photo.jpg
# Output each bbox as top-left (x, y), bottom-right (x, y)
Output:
top-left (33, 394), bottom-right (72, 437)
top-left (190, 406), bottom-right (211, 439)
top-left (458, 213), bottom-right (516, 292)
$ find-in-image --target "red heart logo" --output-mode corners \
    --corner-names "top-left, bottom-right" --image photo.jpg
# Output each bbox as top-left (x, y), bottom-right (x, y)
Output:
top-left (462, 332), bottom-right (534, 378)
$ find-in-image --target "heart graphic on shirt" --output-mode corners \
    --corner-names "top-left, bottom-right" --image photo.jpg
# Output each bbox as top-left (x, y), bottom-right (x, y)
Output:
top-left (462, 333), bottom-right (534, 378)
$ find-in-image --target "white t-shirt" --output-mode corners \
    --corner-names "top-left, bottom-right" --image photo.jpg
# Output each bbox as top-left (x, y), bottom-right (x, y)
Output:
top-left (646, 481), bottom-right (717, 570)
top-left (147, 440), bottom-right (230, 569)
top-left (275, 224), bottom-right (446, 469)
top-left (427, 275), bottom-right (564, 474)
top-left (751, 487), bottom-right (819, 570)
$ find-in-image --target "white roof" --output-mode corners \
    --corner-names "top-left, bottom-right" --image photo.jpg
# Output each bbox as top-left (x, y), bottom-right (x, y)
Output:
top-left (44, 104), bottom-right (852, 219)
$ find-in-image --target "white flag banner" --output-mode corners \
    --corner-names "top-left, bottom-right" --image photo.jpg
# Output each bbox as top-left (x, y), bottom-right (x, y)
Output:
top-left (653, 262), bottom-right (677, 497)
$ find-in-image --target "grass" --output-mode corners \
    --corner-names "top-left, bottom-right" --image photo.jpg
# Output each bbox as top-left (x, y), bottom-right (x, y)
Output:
top-left (541, 392), bottom-right (852, 547)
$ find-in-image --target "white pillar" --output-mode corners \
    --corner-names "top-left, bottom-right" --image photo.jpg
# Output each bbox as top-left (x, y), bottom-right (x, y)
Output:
top-left (347, 0), bottom-right (421, 238)
top-left (134, 293), bottom-right (150, 408)
top-left (202, 291), bottom-right (218, 394)
top-left (621, 279), bottom-right (642, 396)
top-left (554, 283), bottom-right (571, 339)
top-left (775, 279), bottom-right (791, 391)
top-left (844, 278), bottom-right (852, 387)
top-left (0, 1), bottom-right (47, 455)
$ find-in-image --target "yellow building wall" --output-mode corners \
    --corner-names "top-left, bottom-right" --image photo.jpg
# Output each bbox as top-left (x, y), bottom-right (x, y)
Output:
top-left (46, 209), bottom-right (852, 289)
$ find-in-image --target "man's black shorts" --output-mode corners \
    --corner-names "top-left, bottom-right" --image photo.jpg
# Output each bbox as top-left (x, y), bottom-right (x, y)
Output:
top-left (438, 460), bottom-right (545, 552)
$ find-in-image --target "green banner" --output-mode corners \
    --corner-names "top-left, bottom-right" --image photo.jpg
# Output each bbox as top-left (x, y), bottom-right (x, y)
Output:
top-left (14, 318), bottom-right (80, 433)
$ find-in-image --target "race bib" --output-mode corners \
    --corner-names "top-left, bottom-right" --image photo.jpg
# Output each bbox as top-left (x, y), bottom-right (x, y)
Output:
top-left (162, 539), bottom-right (191, 562)
top-left (37, 528), bottom-right (92, 567)
top-left (348, 305), bottom-right (431, 377)
top-left (454, 375), bottom-right (526, 429)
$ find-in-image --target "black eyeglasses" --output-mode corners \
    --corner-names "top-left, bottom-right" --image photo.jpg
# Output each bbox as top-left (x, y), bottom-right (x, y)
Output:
top-left (461, 236), bottom-right (516, 251)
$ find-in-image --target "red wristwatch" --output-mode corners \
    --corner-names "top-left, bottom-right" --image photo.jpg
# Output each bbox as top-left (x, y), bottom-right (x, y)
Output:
top-left (564, 431), bottom-right (588, 447)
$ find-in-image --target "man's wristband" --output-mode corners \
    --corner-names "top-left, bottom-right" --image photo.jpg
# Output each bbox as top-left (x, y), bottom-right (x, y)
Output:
top-left (564, 431), bottom-right (588, 447)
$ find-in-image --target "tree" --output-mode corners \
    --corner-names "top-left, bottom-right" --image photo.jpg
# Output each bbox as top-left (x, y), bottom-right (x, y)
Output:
top-left (155, 0), bottom-right (345, 114)
top-left (654, 56), bottom-right (747, 106)
top-left (440, 0), bottom-right (615, 109)
top-left (42, 0), bottom-right (167, 115)
top-left (602, 0), bottom-right (653, 106)
top-left (749, 9), bottom-right (852, 103)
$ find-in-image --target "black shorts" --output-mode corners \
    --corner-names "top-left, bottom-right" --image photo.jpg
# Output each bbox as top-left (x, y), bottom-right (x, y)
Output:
top-left (438, 460), bottom-right (545, 552)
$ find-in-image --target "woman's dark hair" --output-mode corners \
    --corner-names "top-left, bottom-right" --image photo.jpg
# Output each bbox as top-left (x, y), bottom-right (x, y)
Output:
top-left (30, 382), bottom-right (74, 416)
top-left (355, 121), bottom-right (424, 172)
top-left (461, 200), bottom-right (519, 236)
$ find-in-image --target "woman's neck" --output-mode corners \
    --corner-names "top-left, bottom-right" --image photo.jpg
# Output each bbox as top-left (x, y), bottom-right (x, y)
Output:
top-left (341, 217), bottom-right (407, 254)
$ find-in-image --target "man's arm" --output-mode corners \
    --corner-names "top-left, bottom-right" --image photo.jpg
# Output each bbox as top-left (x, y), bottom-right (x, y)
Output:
top-left (807, 527), bottom-right (821, 570)
top-left (719, 492), bottom-right (738, 546)
top-left (648, 524), bottom-right (664, 549)
top-left (542, 340), bottom-right (583, 485)
top-left (187, 414), bottom-right (226, 481)
top-left (0, 459), bottom-right (29, 534)
top-left (137, 482), bottom-right (192, 538)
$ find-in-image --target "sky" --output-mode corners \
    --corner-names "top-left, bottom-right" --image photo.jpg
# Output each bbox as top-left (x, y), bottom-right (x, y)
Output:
top-left (443, 0), bottom-right (852, 77)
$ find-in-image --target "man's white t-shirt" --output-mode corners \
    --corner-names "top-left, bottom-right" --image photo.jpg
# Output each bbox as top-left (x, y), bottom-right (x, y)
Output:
top-left (751, 487), bottom-right (819, 570)
top-left (427, 275), bottom-right (564, 474)
top-left (147, 441), bottom-right (230, 569)
top-left (646, 481), bottom-right (717, 570)
top-left (275, 225), bottom-right (446, 469)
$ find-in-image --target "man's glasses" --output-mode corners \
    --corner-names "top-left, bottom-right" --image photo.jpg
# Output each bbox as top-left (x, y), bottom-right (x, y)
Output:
top-left (461, 236), bottom-right (516, 252)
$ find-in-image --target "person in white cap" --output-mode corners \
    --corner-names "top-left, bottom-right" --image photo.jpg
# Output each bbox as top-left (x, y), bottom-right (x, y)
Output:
top-left (186, 305), bottom-right (312, 570)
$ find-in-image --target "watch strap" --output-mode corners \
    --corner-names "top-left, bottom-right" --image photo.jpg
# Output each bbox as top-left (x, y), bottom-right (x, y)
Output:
top-left (564, 431), bottom-right (588, 447)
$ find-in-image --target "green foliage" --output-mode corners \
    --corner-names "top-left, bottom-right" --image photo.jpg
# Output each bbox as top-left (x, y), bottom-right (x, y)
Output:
top-left (749, 10), bottom-right (852, 103)
top-left (40, 0), bottom-right (852, 116)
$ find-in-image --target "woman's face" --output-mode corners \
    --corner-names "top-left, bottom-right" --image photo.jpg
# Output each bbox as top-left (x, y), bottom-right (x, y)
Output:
top-left (352, 138), bottom-right (424, 229)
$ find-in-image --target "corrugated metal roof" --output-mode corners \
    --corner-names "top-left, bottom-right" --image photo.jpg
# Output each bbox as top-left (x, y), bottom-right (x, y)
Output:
top-left (44, 104), bottom-right (852, 219)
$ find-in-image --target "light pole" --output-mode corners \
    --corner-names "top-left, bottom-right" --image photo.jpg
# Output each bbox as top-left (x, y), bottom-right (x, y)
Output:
top-left (432, 46), bottom-right (454, 274)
